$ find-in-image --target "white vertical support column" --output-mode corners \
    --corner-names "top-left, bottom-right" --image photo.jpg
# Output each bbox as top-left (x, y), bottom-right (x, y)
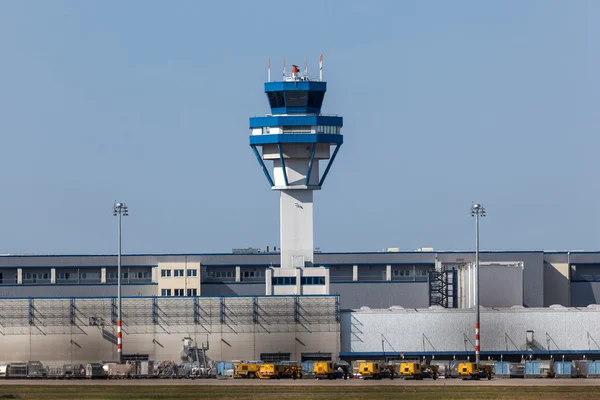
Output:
top-left (324, 267), bottom-right (330, 295)
top-left (353, 265), bottom-right (358, 282)
top-left (197, 266), bottom-right (202, 296)
top-left (17, 268), bottom-right (22, 284)
top-left (296, 268), bottom-right (302, 294)
top-left (265, 268), bottom-right (273, 295)
top-left (100, 267), bottom-right (106, 284)
top-left (152, 267), bottom-right (158, 284)
top-left (51, 268), bottom-right (56, 284)
top-left (467, 263), bottom-right (472, 308)
top-left (386, 265), bottom-right (392, 281)
top-left (235, 266), bottom-right (241, 282)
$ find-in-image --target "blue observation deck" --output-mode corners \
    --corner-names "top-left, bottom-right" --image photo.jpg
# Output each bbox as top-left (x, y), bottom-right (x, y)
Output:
top-left (249, 67), bottom-right (343, 189)
top-left (264, 81), bottom-right (327, 115)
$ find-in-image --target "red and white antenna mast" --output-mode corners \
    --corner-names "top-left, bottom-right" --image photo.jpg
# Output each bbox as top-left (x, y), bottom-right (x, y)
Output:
top-left (268, 58), bottom-right (271, 82)
top-left (319, 54), bottom-right (323, 81)
top-left (304, 57), bottom-right (308, 76)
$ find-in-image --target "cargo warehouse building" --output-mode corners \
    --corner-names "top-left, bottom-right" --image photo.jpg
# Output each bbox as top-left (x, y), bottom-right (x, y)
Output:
top-left (0, 249), bottom-right (597, 308)
top-left (0, 249), bottom-right (599, 365)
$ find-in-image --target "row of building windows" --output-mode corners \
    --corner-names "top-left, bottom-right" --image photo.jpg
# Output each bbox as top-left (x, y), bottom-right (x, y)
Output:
top-left (266, 90), bottom-right (325, 109)
top-left (160, 289), bottom-right (198, 296)
top-left (271, 277), bottom-right (325, 285)
top-left (392, 269), bottom-right (429, 277)
top-left (316, 125), bottom-right (340, 134)
top-left (25, 273), bottom-right (49, 280)
top-left (205, 270), bottom-right (265, 279)
top-left (301, 277), bottom-right (325, 285)
top-left (107, 272), bottom-right (151, 280)
top-left (272, 277), bottom-right (296, 285)
top-left (260, 126), bottom-right (340, 135)
top-left (161, 269), bottom-right (198, 278)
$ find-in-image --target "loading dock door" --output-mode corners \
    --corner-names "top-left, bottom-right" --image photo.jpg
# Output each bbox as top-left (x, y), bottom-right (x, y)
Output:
top-left (301, 352), bottom-right (332, 362)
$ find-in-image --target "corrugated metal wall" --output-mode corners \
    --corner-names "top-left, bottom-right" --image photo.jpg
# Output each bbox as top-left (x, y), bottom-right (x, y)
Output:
top-left (342, 308), bottom-right (600, 353)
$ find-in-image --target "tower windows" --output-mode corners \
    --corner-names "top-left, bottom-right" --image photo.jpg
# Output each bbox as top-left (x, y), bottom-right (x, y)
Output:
top-left (267, 91), bottom-right (286, 108)
top-left (285, 91), bottom-right (308, 107)
top-left (307, 91), bottom-right (324, 108)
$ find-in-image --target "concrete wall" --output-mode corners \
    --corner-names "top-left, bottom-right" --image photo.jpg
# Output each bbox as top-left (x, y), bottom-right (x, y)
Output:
top-left (331, 282), bottom-right (429, 309)
top-left (0, 296), bottom-right (340, 364)
top-left (280, 190), bottom-right (314, 268)
top-left (342, 307), bottom-right (600, 354)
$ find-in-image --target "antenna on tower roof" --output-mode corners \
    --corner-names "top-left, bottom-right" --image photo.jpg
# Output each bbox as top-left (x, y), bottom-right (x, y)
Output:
top-left (319, 54), bottom-right (323, 81)
top-left (304, 57), bottom-right (308, 76)
top-left (268, 58), bottom-right (271, 82)
top-left (283, 57), bottom-right (286, 79)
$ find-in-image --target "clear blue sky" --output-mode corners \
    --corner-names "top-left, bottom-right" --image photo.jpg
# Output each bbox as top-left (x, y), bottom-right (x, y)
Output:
top-left (0, 1), bottom-right (598, 254)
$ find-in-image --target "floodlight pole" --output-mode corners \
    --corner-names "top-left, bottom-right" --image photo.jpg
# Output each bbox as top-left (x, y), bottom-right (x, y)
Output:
top-left (113, 202), bottom-right (128, 363)
top-left (470, 203), bottom-right (485, 364)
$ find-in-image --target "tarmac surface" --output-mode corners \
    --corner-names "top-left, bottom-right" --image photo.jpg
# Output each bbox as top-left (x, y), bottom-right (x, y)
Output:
top-left (0, 378), bottom-right (599, 386)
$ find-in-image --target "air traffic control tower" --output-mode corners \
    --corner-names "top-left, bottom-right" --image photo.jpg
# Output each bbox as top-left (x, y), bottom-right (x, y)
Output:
top-left (249, 56), bottom-right (343, 295)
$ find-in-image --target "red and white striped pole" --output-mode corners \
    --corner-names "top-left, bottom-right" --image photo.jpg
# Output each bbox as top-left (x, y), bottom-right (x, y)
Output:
top-left (283, 57), bottom-right (286, 79)
top-left (475, 322), bottom-right (480, 362)
top-left (319, 54), bottom-right (323, 81)
top-left (117, 319), bottom-right (122, 359)
top-left (268, 58), bottom-right (271, 82)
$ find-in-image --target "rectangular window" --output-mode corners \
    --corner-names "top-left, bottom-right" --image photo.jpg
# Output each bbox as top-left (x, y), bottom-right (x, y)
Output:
top-left (272, 277), bottom-right (297, 285)
top-left (174, 289), bottom-right (184, 296)
top-left (187, 269), bottom-right (197, 277)
top-left (301, 277), bottom-right (325, 285)
top-left (161, 289), bottom-right (171, 296)
top-left (285, 91), bottom-right (308, 107)
top-left (187, 288), bottom-right (197, 296)
top-left (174, 269), bottom-right (184, 277)
top-left (161, 270), bottom-right (171, 278)
top-left (244, 271), bottom-right (249, 278)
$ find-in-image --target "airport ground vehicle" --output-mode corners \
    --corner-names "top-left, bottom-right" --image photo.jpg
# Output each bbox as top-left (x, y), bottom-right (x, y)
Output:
top-left (398, 361), bottom-right (439, 380)
top-left (458, 362), bottom-right (493, 380)
top-left (359, 362), bottom-right (382, 380)
top-left (234, 362), bottom-right (261, 379)
top-left (257, 363), bottom-right (302, 379)
top-left (314, 361), bottom-right (336, 380)
top-left (399, 361), bottom-right (423, 380)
